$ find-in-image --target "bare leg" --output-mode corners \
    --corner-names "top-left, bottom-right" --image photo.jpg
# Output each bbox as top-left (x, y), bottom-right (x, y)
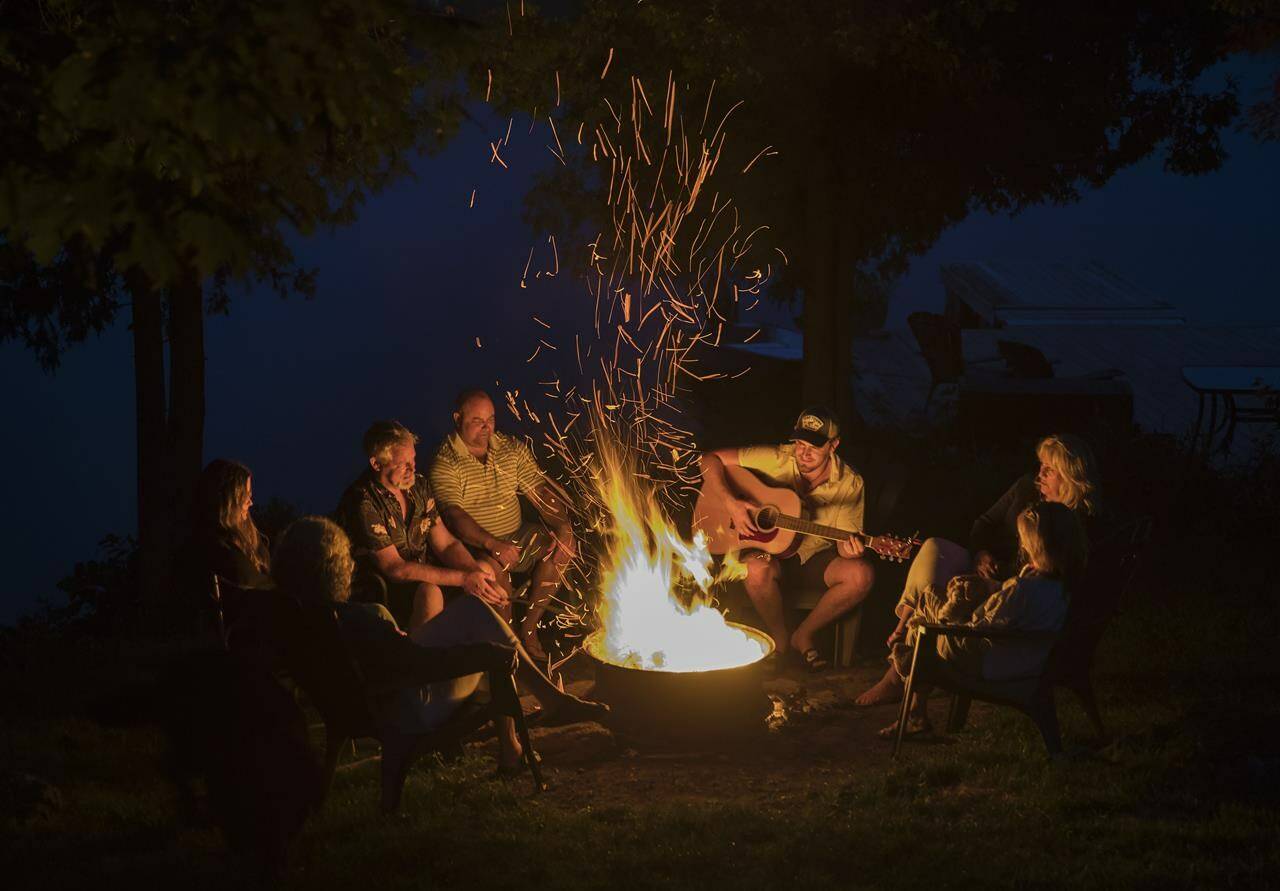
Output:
top-left (411, 593), bottom-right (608, 727)
top-left (495, 716), bottom-right (522, 769)
top-left (519, 547), bottom-right (569, 661)
top-left (408, 582), bottom-right (445, 633)
top-left (856, 609), bottom-right (912, 705)
top-left (790, 557), bottom-right (874, 654)
top-left (743, 553), bottom-right (788, 656)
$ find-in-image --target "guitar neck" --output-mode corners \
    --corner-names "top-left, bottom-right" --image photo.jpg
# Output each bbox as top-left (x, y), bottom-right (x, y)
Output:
top-left (772, 514), bottom-right (865, 544)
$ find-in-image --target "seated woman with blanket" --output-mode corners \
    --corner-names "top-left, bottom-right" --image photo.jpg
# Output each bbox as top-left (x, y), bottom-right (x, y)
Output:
top-left (856, 434), bottom-right (1099, 706)
top-left (876, 500), bottom-right (1088, 738)
top-left (273, 517), bottom-right (608, 775)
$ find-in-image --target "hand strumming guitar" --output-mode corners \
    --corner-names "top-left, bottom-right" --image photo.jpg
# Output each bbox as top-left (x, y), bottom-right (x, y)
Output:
top-left (727, 497), bottom-right (760, 534)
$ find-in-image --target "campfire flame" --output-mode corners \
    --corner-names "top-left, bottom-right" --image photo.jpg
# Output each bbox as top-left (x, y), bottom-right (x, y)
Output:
top-left (587, 432), bottom-right (769, 673)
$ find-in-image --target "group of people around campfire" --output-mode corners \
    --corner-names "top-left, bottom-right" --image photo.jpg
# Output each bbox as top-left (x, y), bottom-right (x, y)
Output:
top-left (195, 389), bottom-right (1100, 759)
top-left (194, 389), bottom-right (608, 775)
top-left (701, 406), bottom-right (1099, 738)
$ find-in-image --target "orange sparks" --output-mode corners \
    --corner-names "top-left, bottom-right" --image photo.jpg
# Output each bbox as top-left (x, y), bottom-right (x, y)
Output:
top-left (600, 47), bottom-right (614, 80)
top-left (486, 69), bottom-right (493, 103)
top-left (741, 145), bottom-right (776, 174)
top-left (489, 141), bottom-right (508, 169)
top-left (548, 116), bottom-right (566, 165)
top-left (468, 189), bottom-right (476, 208)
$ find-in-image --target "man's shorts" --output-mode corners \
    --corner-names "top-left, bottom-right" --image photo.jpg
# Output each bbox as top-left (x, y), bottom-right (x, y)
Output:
top-left (466, 521), bottom-right (557, 576)
top-left (744, 546), bottom-right (838, 593)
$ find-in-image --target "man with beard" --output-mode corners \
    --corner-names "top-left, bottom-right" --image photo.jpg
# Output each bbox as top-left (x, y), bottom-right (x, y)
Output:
top-left (698, 406), bottom-right (873, 671)
top-left (337, 420), bottom-right (504, 632)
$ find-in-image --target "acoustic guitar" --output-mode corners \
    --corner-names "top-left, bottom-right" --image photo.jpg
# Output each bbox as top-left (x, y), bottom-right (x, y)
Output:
top-left (692, 464), bottom-right (919, 562)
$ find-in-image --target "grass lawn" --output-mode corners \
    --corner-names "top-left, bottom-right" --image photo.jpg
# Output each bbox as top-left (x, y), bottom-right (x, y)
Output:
top-left (3, 575), bottom-right (1278, 889)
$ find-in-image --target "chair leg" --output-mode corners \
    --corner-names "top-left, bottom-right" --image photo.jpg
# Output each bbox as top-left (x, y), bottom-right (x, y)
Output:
top-left (1071, 679), bottom-right (1105, 740)
top-left (512, 704), bottom-right (548, 794)
top-left (319, 730), bottom-right (349, 805)
top-left (839, 610), bottom-right (861, 668)
top-left (946, 694), bottom-right (972, 732)
top-left (1029, 694), bottom-right (1063, 757)
top-left (489, 671), bottom-right (547, 793)
top-left (893, 634), bottom-right (924, 759)
top-left (379, 730), bottom-right (421, 814)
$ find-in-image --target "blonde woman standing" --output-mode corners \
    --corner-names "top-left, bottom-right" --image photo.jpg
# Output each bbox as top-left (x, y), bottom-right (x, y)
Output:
top-left (856, 434), bottom-right (1099, 706)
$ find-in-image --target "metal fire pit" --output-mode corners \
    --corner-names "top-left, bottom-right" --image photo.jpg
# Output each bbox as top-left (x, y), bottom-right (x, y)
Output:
top-left (583, 623), bottom-right (775, 747)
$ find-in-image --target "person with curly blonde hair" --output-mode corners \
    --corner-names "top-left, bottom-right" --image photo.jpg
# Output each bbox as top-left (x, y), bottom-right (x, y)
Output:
top-left (856, 434), bottom-right (1099, 706)
top-left (274, 516), bottom-right (608, 775)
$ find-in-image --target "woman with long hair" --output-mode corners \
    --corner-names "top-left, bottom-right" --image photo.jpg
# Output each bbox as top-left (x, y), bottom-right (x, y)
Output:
top-left (877, 500), bottom-right (1088, 738)
top-left (856, 434), bottom-right (1099, 706)
top-left (194, 459), bottom-right (272, 590)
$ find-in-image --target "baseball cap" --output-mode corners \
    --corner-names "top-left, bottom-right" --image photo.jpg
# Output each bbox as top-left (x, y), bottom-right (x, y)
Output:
top-left (790, 406), bottom-right (839, 447)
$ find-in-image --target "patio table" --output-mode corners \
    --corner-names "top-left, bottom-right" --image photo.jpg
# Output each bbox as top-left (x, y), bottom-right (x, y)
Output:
top-left (1181, 365), bottom-right (1280, 456)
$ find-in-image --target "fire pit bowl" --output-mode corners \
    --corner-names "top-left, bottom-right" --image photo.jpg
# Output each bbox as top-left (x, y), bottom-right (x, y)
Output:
top-left (583, 622), bottom-right (775, 747)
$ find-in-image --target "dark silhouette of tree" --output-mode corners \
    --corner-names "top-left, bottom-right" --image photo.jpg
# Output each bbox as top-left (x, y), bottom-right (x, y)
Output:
top-left (0, 0), bottom-right (471, 625)
top-left (1217, 0), bottom-right (1280, 141)
top-left (475, 0), bottom-right (1242, 419)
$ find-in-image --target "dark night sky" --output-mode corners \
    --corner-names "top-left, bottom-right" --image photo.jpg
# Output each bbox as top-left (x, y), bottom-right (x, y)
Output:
top-left (2, 57), bottom-right (1276, 624)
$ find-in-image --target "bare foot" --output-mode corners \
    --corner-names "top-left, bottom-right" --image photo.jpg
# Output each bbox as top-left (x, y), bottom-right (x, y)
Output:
top-left (855, 673), bottom-right (903, 707)
top-left (538, 693), bottom-right (611, 727)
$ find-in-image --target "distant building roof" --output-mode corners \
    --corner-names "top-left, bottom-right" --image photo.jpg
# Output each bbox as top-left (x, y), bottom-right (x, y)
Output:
top-left (941, 260), bottom-right (1185, 327)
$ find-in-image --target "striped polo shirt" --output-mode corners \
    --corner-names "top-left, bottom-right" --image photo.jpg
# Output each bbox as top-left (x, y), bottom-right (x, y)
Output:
top-left (428, 431), bottom-right (545, 539)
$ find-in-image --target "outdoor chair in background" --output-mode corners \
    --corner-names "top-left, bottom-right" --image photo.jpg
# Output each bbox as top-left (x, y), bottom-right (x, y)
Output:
top-left (279, 597), bottom-right (546, 810)
top-left (892, 516), bottom-right (1152, 758)
top-left (997, 339), bottom-right (1055, 379)
top-left (908, 312), bottom-right (966, 410)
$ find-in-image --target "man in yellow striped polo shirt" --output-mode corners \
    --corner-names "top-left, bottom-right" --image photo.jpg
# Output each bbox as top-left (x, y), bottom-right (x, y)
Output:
top-left (429, 389), bottom-right (575, 661)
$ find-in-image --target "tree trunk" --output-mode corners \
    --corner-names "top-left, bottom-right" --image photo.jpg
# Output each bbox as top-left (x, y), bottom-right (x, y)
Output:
top-left (168, 267), bottom-right (205, 543)
top-left (129, 275), bottom-right (171, 630)
top-left (801, 145), bottom-right (849, 420)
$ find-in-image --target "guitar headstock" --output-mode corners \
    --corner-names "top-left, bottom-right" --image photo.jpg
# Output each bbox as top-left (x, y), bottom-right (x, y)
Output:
top-left (867, 533), bottom-right (922, 563)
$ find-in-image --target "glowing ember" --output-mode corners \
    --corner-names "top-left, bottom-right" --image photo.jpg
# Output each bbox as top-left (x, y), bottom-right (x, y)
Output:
top-left (586, 431), bottom-right (769, 673)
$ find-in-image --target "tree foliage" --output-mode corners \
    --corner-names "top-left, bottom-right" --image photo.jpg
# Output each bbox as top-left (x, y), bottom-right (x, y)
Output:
top-left (481, 0), bottom-right (1241, 293)
top-left (1, 0), bottom-right (470, 304)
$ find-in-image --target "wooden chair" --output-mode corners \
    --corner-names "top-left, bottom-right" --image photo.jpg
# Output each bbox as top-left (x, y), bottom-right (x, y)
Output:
top-left (908, 311), bottom-right (967, 410)
top-left (892, 516), bottom-right (1151, 758)
top-left (279, 599), bottom-right (547, 810)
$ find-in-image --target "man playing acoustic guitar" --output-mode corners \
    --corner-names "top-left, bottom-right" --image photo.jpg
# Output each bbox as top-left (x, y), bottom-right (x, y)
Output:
top-left (698, 407), bottom-right (874, 671)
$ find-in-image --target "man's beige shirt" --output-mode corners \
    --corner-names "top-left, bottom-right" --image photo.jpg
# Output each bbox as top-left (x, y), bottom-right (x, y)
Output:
top-left (737, 443), bottom-right (865, 564)
top-left (429, 431), bottom-right (545, 540)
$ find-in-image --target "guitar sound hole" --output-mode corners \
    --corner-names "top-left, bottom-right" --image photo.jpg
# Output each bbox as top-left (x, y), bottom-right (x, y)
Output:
top-left (755, 505), bottom-right (778, 531)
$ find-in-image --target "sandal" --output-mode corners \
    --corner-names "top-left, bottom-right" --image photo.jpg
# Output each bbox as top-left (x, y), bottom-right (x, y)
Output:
top-left (877, 716), bottom-right (933, 739)
top-left (800, 648), bottom-right (830, 673)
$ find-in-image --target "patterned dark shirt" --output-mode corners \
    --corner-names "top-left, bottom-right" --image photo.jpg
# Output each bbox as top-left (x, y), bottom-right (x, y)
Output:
top-left (337, 471), bottom-right (440, 563)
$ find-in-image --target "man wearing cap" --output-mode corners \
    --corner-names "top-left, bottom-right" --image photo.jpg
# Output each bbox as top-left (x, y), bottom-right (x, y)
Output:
top-left (698, 407), bottom-right (873, 670)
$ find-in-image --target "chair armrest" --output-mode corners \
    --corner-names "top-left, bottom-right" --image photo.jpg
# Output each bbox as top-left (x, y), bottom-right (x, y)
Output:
top-left (916, 621), bottom-right (1059, 642)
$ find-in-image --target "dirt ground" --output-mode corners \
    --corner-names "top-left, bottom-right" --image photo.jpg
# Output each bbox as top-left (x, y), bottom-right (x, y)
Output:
top-left (462, 661), bottom-right (987, 809)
